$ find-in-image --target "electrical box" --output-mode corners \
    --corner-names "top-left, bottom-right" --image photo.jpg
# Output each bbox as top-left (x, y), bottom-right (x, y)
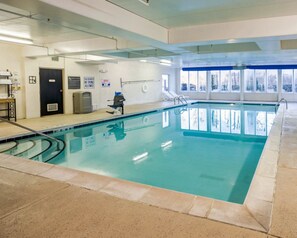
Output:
top-left (73, 91), bottom-right (92, 114)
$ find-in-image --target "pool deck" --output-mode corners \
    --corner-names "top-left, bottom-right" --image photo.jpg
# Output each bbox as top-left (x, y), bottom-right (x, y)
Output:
top-left (0, 101), bottom-right (297, 237)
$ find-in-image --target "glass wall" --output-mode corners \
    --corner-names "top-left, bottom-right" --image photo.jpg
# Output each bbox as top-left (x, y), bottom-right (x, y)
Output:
top-left (245, 69), bottom-right (278, 93)
top-left (180, 70), bottom-right (207, 92)
top-left (180, 71), bottom-right (189, 91)
top-left (198, 71), bottom-right (207, 92)
top-left (180, 66), bottom-right (297, 96)
top-left (231, 70), bottom-right (240, 92)
top-left (282, 69), bottom-right (293, 93)
top-left (189, 71), bottom-right (197, 91)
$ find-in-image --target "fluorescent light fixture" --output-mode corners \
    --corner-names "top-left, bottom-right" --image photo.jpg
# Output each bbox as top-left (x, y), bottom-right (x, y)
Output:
top-left (140, 59), bottom-right (147, 63)
top-left (0, 34), bottom-right (33, 45)
top-left (75, 54), bottom-right (111, 61)
top-left (160, 59), bottom-right (172, 66)
top-left (0, 29), bottom-right (30, 39)
top-left (161, 140), bottom-right (172, 148)
top-left (132, 152), bottom-right (148, 162)
top-left (160, 59), bottom-right (171, 64)
top-left (138, 0), bottom-right (149, 6)
top-left (160, 62), bottom-right (172, 66)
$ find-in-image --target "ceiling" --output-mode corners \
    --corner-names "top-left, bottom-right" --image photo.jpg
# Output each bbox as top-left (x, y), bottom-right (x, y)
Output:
top-left (108, 0), bottom-right (297, 28)
top-left (1, 0), bottom-right (297, 67)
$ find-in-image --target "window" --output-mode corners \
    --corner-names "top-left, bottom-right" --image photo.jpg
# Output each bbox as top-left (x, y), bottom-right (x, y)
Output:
top-left (282, 69), bottom-right (293, 93)
top-left (189, 71), bottom-right (197, 91)
top-left (245, 70), bottom-right (254, 92)
top-left (162, 74), bottom-right (169, 92)
top-left (294, 69), bottom-right (297, 92)
top-left (245, 69), bottom-right (278, 93)
top-left (220, 71), bottom-right (230, 92)
top-left (231, 70), bottom-right (240, 92)
top-left (180, 70), bottom-right (188, 91)
top-left (255, 70), bottom-right (266, 92)
top-left (198, 71), bottom-right (207, 92)
top-left (267, 70), bottom-right (278, 93)
top-left (210, 71), bottom-right (219, 92)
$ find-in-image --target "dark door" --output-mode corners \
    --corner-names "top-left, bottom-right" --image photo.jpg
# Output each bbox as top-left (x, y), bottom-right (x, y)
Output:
top-left (39, 68), bottom-right (63, 116)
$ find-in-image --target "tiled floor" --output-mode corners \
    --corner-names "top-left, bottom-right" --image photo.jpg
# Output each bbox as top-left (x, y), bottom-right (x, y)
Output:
top-left (0, 101), bottom-right (297, 237)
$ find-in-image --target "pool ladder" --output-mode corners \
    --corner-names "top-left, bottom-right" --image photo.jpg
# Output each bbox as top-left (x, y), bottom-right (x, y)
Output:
top-left (174, 96), bottom-right (188, 105)
top-left (275, 98), bottom-right (288, 112)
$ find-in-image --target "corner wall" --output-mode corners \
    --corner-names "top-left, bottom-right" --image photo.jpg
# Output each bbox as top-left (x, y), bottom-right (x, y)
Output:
top-left (0, 43), bottom-right (25, 119)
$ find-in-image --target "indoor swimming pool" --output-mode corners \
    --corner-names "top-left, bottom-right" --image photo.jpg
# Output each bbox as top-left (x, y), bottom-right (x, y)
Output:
top-left (0, 103), bottom-right (276, 204)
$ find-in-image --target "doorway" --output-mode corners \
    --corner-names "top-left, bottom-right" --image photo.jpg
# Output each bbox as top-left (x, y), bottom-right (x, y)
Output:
top-left (39, 68), bottom-right (63, 116)
top-left (162, 74), bottom-right (169, 91)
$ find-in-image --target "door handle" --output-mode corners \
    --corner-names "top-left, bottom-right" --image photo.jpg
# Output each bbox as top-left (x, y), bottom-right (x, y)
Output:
top-left (60, 89), bottom-right (63, 93)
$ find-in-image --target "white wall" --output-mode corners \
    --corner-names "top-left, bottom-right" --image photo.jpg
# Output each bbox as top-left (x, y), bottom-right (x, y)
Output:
top-left (23, 56), bottom-right (175, 118)
top-left (24, 57), bottom-right (103, 118)
top-left (0, 43), bottom-right (25, 119)
top-left (98, 61), bottom-right (175, 107)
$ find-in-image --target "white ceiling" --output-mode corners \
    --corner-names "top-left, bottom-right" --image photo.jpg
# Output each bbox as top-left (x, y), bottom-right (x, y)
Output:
top-left (1, 0), bottom-right (297, 67)
top-left (108, 0), bottom-right (297, 28)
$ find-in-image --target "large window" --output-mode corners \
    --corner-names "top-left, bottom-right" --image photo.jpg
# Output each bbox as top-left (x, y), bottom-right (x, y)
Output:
top-left (220, 71), bottom-right (230, 92)
top-left (231, 70), bottom-right (240, 92)
top-left (162, 74), bottom-right (169, 92)
top-left (245, 69), bottom-right (278, 93)
top-left (255, 70), bottom-right (266, 92)
top-left (210, 71), bottom-right (219, 92)
top-left (294, 69), bottom-right (297, 92)
top-left (180, 70), bottom-right (207, 92)
top-left (198, 71), bottom-right (207, 92)
top-left (267, 70), bottom-right (278, 93)
top-left (180, 71), bottom-right (188, 91)
top-left (180, 67), bottom-right (297, 95)
top-left (282, 70), bottom-right (293, 93)
top-left (189, 71), bottom-right (197, 91)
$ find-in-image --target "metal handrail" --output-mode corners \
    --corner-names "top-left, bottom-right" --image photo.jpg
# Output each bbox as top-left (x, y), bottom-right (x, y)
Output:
top-left (0, 116), bottom-right (62, 150)
top-left (174, 96), bottom-right (187, 105)
top-left (278, 98), bottom-right (288, 110)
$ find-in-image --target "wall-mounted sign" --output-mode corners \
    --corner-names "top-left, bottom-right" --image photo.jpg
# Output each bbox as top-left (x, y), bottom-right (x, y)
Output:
top-left (84, 76), bottom-right (95, 89)
top-left (68, 76), bottom-right (80, 89)
top-left (49, 79), bottom-right (56, 83)
top-left (29, 76), bottom-right (36, 84)
top-left (101, 79), bottom-right (110, 87)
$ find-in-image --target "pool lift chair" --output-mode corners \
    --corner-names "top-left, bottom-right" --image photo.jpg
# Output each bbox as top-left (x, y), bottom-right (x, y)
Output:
top-left (107, 92), bottom-right (125, 115)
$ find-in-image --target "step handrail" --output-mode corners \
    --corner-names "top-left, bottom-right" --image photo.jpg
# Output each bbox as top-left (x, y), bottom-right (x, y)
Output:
top-left (0, 116), bottom-right (62, 150)
top-left (278, 98), bottom-right (288, 110)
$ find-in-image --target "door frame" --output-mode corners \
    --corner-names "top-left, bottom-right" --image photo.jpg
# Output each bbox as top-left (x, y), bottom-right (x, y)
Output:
top-left (39, 67), bottom-right (64, 117)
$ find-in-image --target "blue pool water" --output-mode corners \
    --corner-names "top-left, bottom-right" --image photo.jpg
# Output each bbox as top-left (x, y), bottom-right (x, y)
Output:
top-left (2, 103), bottom-right (276, 203)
